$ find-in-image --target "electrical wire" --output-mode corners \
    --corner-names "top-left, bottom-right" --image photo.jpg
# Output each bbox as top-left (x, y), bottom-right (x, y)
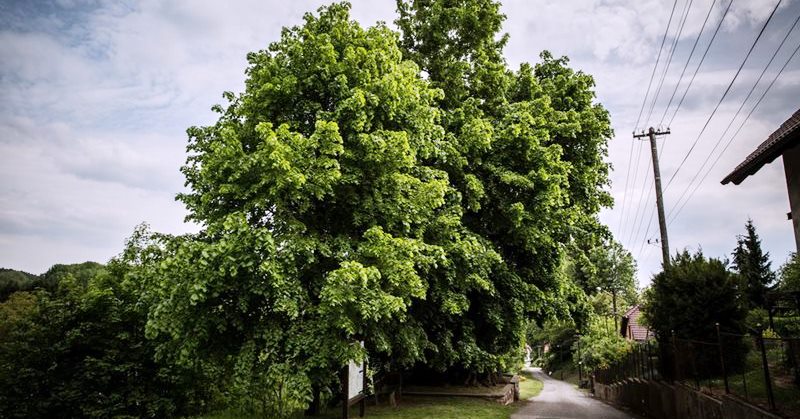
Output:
top-left (644, 0), bottom-right (695, 128)
top-left (634, 0), bottom-right (679, 132)
top-left (658, 0), bottom-right (719, 128)
top-left (624, 141), bottom-right (646, 242)
top-left (624, 0), bottom-right (678, 241)
top-left (666, 12), bottom-right (800, 221)
top-left (663, 0), bottom-right (783, 191)
top-left (629, 157), bottom-right (653, 246)
top-left (667, 39), bottom-right (800, 226)
top-left (667, 0), bottom-right (735, 128)
top-left (616, 136), bottom-right (636, 236)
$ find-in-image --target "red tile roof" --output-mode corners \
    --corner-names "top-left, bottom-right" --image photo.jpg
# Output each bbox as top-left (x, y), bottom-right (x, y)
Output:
top-left (721, 108), bottom-right (800, 185)
top-left (621, 305), bottom-right (650, 342)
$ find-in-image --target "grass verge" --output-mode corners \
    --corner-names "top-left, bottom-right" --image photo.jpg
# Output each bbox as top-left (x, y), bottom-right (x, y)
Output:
top-left (518, 370), bottom-right (544, 400)
top-left (197, 371), bottom-right (544, 419)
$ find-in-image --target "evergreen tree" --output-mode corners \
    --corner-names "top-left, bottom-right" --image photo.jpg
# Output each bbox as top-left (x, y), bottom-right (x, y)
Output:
top-left (732, 219), bottom-right (775, 308)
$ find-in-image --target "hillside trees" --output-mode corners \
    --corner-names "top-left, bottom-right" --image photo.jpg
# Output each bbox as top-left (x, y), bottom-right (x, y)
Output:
top-left (0, 268), bottom-right (40, 301)
top-left (133, 1), bottom-right (612, 414)
top-left (0, 260), bottom-right (207, 418)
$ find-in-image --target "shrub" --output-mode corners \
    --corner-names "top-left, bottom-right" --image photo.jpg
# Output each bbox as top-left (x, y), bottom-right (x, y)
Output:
top-left (643, 250), bottom-right (748, 379)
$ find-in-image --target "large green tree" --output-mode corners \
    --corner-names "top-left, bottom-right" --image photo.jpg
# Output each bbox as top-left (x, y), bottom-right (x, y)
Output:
top-left (395, 0), bottom-right (612, 368)
top-left (133, 1), bottom-right (612, 415)
top-left (732, 219), bottom-right (775, 308)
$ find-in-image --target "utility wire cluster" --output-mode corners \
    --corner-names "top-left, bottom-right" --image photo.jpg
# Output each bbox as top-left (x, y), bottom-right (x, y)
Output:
top-left (618, 0), bottom-right (800, 264)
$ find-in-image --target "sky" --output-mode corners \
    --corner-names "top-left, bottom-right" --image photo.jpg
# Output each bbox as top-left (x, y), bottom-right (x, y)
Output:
top-left (1, 0), bottom-right (799, 288)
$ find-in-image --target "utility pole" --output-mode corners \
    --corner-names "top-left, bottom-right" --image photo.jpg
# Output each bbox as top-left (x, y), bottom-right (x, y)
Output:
top-left (633, 127), bottom-right (671, 267)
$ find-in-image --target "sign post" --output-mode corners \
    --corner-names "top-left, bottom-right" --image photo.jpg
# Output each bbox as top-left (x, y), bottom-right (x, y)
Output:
top-left (341, 346), bottom-right (367, 418)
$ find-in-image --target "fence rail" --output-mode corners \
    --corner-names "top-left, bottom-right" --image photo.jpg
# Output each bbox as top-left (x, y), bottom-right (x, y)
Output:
top-left (594, 328), bottom-right (800, 418)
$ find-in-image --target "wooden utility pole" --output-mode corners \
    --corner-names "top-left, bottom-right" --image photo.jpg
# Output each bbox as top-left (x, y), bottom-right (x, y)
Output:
top-left (633, 127), bottom-right (671, 267)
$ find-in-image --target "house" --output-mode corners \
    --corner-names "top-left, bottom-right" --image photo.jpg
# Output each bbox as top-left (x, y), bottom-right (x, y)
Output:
top-left (619, 304), bottom-right (650, 342)
top-left (721, 109), bottom-right (800, 251)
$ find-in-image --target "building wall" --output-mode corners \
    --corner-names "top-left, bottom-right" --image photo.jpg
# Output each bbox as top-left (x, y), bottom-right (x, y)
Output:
top-left (783, 144), bottom-right (800, 252)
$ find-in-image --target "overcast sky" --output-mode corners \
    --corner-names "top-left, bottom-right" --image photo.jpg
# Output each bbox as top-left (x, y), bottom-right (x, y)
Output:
top-left (1, 0), bottom-right (799, 288)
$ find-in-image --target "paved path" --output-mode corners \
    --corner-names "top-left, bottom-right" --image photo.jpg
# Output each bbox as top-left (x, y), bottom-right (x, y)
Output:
top-left (512, 368), bottom-right (639, 419)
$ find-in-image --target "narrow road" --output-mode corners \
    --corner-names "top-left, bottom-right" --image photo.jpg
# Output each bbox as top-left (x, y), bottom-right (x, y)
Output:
top-left (512, 368), bottom-right (639, 419)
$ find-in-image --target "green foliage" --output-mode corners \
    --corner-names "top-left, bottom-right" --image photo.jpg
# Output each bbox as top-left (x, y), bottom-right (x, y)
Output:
top-left (527, 319), bottom-right (578, 372)
top-left (572, 318), bottom-right (631, 371)
top-left (131, 1), bottom-right (612, 415)
top-left (778, 252), bottom-right (800, 292)
top-left (0, 261), bottom-right (210, 418)
top-left (644, 250), bottom-right (746, 339)
top-left (517, 371), bottom-right (544, 400)
top-left (643, 250), bottom-right (748, 377)
top-left (567, 239), bottom-right (638, 311)
top-left (732, 219), bottom-right (775, 308)
top-left (0, 268), bottom-right (40, 301)
top-left (745, 307), bottom-right (769, 331)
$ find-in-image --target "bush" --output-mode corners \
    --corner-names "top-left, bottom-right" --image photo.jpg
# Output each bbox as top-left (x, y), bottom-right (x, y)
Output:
top-left (643, 250), bottom-right (748, 378)
top-left (573, 319), bottom-right (631, 371)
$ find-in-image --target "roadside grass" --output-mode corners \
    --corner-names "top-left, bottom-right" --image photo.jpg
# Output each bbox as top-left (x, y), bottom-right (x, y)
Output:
top-left (196, 398), bottom-right (516, 419)
top-left (518, 370), bottom-right (544, 400)
top-left (196, 371), bottom-right (544, 419)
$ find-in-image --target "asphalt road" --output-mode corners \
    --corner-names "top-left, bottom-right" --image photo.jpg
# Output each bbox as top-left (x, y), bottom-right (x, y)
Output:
top-left (512, 368), bottom-right (639, 419)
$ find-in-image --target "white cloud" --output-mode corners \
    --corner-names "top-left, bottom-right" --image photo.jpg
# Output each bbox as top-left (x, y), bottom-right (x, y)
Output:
top-left (0, 0), bottom-right (798, 287)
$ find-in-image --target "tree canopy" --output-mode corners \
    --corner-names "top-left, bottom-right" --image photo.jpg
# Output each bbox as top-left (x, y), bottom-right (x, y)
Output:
top-left (126, 1), bottom-right (613, 414)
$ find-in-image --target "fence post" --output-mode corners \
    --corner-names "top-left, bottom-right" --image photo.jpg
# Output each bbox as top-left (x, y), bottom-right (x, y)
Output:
top-left (756, 333), bottom-right (776, 410)
top-left (715, 323), bottom-right (729, 394)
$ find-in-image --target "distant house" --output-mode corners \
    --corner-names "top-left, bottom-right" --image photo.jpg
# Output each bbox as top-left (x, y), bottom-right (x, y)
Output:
top-left (620, 304), bottom-right (650, 342)
top-left (721, 109), bottom-right (800, 251)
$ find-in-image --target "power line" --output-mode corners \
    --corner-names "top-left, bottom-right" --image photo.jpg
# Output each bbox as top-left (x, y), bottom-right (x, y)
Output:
top-left (616, 136), bottom-right (636, 236)
top-left (663, 0), bottom-right (783, 191)
top-left (628, 156), bottom-right (653, 245)
top-left (644, 0), bottom-right (695, 128)
top-left (634, 0), bottom-right (679, 132)
top-left (628, 0), bottom-right (691, 252)
top-left (658, 0), bottom-right (719, 127)
top-left (624, 141), bottom-right (646, 243)
top-left (633, 177), bottom-right (655, 259)
top-left (637, 205), bottom-right (658, 260)
top-left (667, 0), bottom-right (735, 128)
top-left (666, 11), bottom-right (800, 221)
top-left (625, 0), bottom-right (678, 244)
top-left (667, 38), bottom-right (800, 225)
